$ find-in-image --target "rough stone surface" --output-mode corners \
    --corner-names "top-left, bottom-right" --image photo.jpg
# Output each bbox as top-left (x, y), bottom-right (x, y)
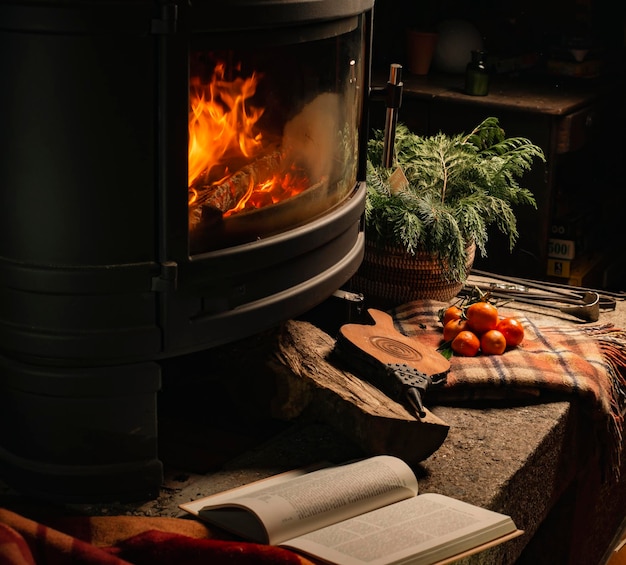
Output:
top-left (1, 286), bottom-right (624, 564)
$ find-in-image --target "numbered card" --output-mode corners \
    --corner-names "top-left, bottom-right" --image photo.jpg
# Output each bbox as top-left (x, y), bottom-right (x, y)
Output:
top-left (547, 238), bottom-right (575, 260)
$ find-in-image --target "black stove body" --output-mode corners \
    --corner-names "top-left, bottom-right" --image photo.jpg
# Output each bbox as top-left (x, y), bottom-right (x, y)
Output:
top-left (0, 0), bottom-right (373, 500)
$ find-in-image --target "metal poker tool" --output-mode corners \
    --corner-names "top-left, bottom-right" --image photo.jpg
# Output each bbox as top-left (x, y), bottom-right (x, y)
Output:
top-left (381, 63), bottom-right (403, 168)
top-left (464, 269), bottom-right (621, 322)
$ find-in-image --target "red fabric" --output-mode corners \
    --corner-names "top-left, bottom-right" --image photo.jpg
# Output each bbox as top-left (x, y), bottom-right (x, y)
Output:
top-left (0, 508), bottom-right (318, 565)
top-left (113, 530), bottom-right (308, 565)
top-left (0, 522), bottom-right (36, 565)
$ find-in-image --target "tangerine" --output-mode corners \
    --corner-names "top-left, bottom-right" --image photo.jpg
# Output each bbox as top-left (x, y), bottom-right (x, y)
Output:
top-left (465, 301), bottom-right (499, 334)
top-left (451, 330), bottom-right (480, 357)
top-left (443, 318), bottom-right (469, 342)
top-left (480, 329), bottom-right (507, 355)
top-left (441, 305), bottom-right (463, 326)
top-left (496, 317), bottom-right (525, 347)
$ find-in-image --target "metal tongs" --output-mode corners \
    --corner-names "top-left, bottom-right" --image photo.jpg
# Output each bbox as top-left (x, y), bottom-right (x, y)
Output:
top-left (463, 269), bottom-right (623, 322)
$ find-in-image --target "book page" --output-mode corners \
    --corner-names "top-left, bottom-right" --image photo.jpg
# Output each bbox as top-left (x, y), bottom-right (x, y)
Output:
top-left (282, 493), bottom-right (518, 565)
top-left (180, 465), bottom-right (325, 544)
top-left (180, 464), bottom-right (323, 515)
top-left (181, 455), bottom-right (418, 545)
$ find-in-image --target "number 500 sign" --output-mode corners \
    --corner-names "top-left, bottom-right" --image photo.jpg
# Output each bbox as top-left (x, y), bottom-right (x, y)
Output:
top-left (547, 238), bottom-right (575, 260)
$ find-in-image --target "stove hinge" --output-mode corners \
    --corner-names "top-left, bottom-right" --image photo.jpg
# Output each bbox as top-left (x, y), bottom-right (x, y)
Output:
top-left (151, 2), bottom-right (178, 34)
top-left (152, 261), bottom-right (178, 292)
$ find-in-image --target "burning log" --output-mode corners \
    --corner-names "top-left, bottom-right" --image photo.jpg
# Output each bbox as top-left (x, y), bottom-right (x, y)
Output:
top-left (189, 148), bottom-right (284, 224)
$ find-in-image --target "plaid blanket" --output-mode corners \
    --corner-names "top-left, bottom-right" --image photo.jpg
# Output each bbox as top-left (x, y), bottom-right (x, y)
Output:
top-left (391, 300), bottom-right (626, 479)
top-left (0, 507), bottom-right (316, 565)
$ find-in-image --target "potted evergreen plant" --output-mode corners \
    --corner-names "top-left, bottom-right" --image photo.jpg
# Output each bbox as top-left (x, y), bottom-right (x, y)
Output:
top-left (351, 117), bottom-right (545, 305)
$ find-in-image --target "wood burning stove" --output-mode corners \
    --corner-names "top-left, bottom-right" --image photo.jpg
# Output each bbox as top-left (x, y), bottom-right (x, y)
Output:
top-left (0, 0), bottom-right (374, 500)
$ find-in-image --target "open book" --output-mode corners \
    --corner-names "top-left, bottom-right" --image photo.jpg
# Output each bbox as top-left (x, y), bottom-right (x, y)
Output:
top-left (180, 455), bottom-right (522, 565)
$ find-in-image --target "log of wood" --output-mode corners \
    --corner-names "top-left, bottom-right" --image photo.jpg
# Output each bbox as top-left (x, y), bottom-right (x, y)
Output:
top-left (268, 319), bottom-right (450, 465)
top-left (189, 147), bottom-right (283, 219)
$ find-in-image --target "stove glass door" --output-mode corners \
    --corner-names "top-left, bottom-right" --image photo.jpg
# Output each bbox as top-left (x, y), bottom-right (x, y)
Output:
top-left (187, 16), bottom-right (366, 255)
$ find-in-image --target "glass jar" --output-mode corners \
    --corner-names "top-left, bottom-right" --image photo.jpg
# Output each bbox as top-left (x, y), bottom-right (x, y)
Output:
top-left (465, 50), bottom-right (489, 96)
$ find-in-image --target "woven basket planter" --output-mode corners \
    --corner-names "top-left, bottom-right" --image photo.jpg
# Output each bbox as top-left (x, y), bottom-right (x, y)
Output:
top-left (350, 240), bottom-right (476, 307)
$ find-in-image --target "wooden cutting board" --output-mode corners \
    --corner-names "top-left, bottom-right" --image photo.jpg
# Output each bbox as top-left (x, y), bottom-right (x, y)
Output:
top-left (338, 309), bottom-right (450, 379)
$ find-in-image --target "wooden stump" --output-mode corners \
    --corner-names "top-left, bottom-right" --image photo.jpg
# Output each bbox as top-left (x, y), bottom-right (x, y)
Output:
top-left (268, 319), bottom-right (449, 465)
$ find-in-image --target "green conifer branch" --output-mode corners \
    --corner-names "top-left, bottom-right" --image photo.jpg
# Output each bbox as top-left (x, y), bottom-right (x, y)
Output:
top-left (365, 118), bottom-right (546, 282)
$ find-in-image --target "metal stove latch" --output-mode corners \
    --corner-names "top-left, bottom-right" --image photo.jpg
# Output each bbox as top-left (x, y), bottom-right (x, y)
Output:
top-left (151, 261), bottom-right (178, 292)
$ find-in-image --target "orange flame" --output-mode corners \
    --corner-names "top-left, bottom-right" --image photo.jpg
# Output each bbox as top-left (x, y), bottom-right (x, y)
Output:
top-left (188, 61), bottom-right (310, 220)
top-left (188, 62), bottom-right (264, 188)
top-left (223, 166), bottom-right (310, 217)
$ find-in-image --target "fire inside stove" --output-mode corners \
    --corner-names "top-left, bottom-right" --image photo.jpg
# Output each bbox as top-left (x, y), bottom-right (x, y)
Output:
top-left (186, 23), bottom-right (364, 254)
top-left (188, 63), bottom-right (310, 217)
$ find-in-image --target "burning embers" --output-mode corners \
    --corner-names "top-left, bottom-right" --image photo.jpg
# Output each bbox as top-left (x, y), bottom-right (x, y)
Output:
top-left (187, 61), bottom-right (329, 230)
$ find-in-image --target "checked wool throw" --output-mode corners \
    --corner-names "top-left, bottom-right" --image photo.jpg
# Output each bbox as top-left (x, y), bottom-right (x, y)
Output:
top-left (391, 300), bottom-right (626, 479)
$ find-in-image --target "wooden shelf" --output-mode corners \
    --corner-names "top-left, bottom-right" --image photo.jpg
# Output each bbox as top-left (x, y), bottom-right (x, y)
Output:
top-left (373, 70), bottom-right (600, 116)
top-left (369, 70), bottom-right (606, 283)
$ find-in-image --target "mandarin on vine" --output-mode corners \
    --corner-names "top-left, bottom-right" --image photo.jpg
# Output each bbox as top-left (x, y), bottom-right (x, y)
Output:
top-left (451, 330), bottom-right (480, 357)
top-left (443, 318), bottom-right (469, 342)
top-left (480, 329), bottom-right (507, 355)
top-left (442, 305), bottom-right (463, 326)
top-left (496, 317), bottom-right (525, 347)
top-left (465, 301), bottom-right (499, 334)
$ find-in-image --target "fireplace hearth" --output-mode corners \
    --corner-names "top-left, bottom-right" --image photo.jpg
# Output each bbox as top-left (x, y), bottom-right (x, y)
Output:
top-left (0, 0), bottom-right (374, 500)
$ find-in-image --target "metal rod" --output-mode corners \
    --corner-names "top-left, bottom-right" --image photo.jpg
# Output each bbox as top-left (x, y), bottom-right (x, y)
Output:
top-left (511, 274), bottom-right (626, 300)
top-left (382, 63), bottom-right (403, 168)
top-left (467, 288), bottom-right (602, 322)
top-left (470, 269), bottom-right (621, 309)
top-left (470, 269), bottom-right (582, 299)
